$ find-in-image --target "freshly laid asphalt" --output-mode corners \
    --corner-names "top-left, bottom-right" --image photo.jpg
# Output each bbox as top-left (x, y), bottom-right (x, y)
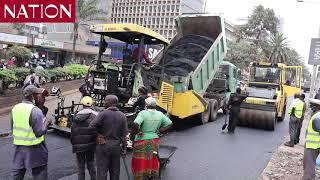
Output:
top-left (0, 93), bottom-right (292, 180)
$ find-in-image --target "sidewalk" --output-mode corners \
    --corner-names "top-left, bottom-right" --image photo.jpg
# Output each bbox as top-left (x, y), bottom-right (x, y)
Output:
top-left (259, 113), bottom-right (320, 179)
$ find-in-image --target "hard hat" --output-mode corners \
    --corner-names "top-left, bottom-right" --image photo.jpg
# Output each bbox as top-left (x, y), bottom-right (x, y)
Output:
top-left (81, 96), bottom-right (93, 107)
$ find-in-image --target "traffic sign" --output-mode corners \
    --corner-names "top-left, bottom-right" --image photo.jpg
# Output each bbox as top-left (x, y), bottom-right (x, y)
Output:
top-left (308, 38), bottom-right (320, 65)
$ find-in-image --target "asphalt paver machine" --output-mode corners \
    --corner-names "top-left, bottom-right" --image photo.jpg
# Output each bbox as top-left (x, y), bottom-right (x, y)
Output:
top-left (87, 23), bottom-right (170, 112)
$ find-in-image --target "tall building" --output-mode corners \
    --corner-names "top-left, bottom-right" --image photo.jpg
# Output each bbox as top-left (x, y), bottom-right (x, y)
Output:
top-left (45, 0), bottom-right (112, 43)
top-left (111, 0), bottom-right (205, 39)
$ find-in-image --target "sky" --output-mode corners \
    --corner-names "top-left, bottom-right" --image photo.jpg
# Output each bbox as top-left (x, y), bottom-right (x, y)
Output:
top-left (206, 0), bottom-right (320, 70)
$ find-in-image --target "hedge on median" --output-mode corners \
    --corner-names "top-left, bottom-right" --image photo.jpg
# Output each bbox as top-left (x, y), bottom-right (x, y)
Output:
top-left (0, 64), bottom-right (89, 89)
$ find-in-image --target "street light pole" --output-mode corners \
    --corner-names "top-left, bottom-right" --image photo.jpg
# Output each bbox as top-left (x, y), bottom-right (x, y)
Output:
top-left (297, 0), bottom-right (319, 98)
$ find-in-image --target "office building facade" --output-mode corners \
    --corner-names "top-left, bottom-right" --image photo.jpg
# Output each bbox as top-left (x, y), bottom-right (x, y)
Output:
top-left (111, 0), bottom-right (205, 39)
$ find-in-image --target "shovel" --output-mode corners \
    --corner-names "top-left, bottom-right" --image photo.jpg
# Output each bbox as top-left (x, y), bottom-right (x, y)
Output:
top-left (120, 145), bottom-right (131, 180)
top-left (222, 112), bottom-right (229, 130)
top-left (122, 155), bottom-right (131, 180)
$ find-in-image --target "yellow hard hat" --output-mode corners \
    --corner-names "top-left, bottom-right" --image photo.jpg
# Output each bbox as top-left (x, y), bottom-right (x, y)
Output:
top-left (81, 96), bottom-right (93, 107)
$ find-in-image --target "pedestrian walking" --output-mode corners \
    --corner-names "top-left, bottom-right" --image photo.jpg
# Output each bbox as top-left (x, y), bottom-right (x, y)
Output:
top-left (89, 95), bottom-right (128, 180)
top-left (23, 75), bottom-right (40, 89)
top-left (133, 86), bottom-right (149, 112)
top-left (71, 96), bottom-right (98, 180)
top-left (303, 98), bottom-right (320, 180)
top-left (295, 93), bottom-right (306, 145)
top-left (285, 93), bottom-right (305, 147)
top-left (315, 89), bottom-right (320, 100)
top-left (131, 97), bottom-right (173, 180)
top-left (226, 88), bottom-right (247, 133)
top-left (11, 85), bottom-right (52, 180)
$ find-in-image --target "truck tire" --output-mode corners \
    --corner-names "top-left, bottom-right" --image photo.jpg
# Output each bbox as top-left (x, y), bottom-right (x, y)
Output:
top-left (201, 101), bottom-right (210, 124)
top-left (209, 99), bottom-right (219, 122)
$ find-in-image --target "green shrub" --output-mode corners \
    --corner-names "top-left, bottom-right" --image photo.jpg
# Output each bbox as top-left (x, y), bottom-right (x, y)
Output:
top-left (48, 67), bottom-right (66, 82)
top-left (63, 64), bottom-right (88, 79)
top-left (13, 67), bottom-right (30, 82)
top-left (0, 69), bottom-right (17, 82)
top-left (35, 69), bottom-right (50, 80)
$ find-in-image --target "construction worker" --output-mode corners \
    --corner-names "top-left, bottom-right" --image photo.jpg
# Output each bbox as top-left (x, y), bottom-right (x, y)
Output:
top-left (71, 96), bottom-right (98, 180)
top-left (11, 85), bottom-right (52, 180)
top-left (227, 88), bottom-right (247, 133)
top-left (285, 93), bottom-right (305, 147)
top-left (133, 86), bottom-right (149, 112)
top-left (295, 93), bottom-right (306, 145)
top-left (303, 98), bottom-right (320, 180)
top-left (89, 95), bottom-right (128, 180)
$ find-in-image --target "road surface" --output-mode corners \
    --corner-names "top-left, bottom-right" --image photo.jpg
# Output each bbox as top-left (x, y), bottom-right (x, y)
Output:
top-left (0, 92), bottom-right (292, 180)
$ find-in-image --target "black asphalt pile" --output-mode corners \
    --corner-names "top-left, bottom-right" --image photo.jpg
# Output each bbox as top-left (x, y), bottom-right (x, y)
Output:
top-left (160, 35), bottom-right (214, 76)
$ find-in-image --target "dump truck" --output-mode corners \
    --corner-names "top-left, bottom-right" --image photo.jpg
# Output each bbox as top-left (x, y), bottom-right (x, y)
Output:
top-left (205, 61), bottom-right (239, 120)
top-left (239, 62), bottom-right (303, 130)
top-left (156, 14), bottom-right (229, 124)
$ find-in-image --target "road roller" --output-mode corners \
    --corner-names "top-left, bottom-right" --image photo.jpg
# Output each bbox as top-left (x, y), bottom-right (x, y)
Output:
top-left (239, 62), bottom-right (303, 130)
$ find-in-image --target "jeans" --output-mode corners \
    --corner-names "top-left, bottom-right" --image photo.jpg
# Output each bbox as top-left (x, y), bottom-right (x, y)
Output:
top-left (12, 165), bottom-right (47, 180)
top-left (96, 141), bottom-right (121, 180)
top-left (76, 151), bottom-right (96, 180)
top-left (228, 108), bottom-right (240, 132)
top-left (303, 148), bottom-right (320, 180)
top-left (289, 115), bottom-right (300, 144)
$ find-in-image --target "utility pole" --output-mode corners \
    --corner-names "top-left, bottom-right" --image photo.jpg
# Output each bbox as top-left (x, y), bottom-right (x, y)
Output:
top-left (309, 27), bottom-right (320, 98)
top-left (297, 0), bottom-right (320, 98)
top-left (203, 0), bottom-right (207, 13)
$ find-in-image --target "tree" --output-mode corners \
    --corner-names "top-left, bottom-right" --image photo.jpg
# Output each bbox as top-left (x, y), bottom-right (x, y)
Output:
top-left (6, 45), bottom-right (31, 67)
top-left (12, 23), bottom-right (25, 35)
top-left (225, 41), bottom-right (265, 69)
top-left (239, 5), bottom-right (279, 46)
top-left (286, 47), bottom-right (311, 81)
top-left (72, 0), bottom-right (108, 61)
top-left (268, 33), bottom-right (289, 64)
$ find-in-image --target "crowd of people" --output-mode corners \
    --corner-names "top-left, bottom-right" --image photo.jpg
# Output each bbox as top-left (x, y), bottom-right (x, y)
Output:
top-left (11, 80), bottom-right (173, 180)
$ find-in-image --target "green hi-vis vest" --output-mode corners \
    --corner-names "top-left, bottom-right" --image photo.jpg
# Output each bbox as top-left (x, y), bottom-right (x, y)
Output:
top-left (12, 103), bottom-right (44, 146)
top-left (306, 112), bottom-right (320, 149)
top-left (289, 99), bottom-right (304, 119)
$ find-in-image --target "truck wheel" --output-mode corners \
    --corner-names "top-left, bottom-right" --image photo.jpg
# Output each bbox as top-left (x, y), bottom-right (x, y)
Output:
top-left (209, 99), bottom-right (219, 122)
top-left (201, 101), bottom-right (210, 124)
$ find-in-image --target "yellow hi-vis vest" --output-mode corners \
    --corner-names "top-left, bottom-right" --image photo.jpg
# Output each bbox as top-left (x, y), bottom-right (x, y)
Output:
top-left (306, 112), bottom-right (320, 149)
top-left (12, 103), bottom-right (44, 146)
top-left (289, 99), bottom-right (304, 119)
